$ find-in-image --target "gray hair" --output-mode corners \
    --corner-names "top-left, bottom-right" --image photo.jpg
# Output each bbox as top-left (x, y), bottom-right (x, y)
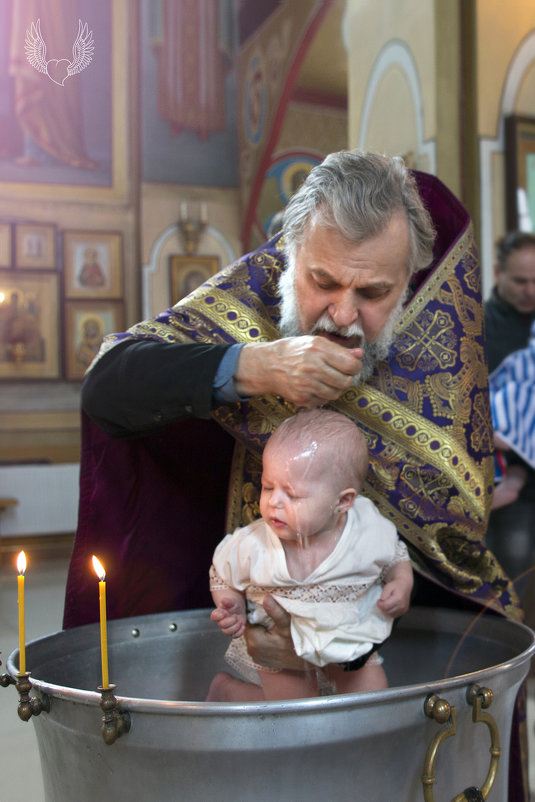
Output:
top-left (496, 231), bottom-right (535, 272)
top-left (282, 150), bottom-right (436, 276)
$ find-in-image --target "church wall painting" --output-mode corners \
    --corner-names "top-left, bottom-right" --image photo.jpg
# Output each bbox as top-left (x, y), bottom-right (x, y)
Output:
top-left (14, 222), bottom-right (56, 270)
top-left (260, 151), bottom-right (321, 241)
top-left (63, 230), bottom-right (123, 300)
top-left (0, 0), bottom-right (128, 202)
top-left (0, 270), bottom-right (59, 379)
top-left (63, 298), bottom-right (124, 381)
top-left (169, 255), bottom-right (220, 304)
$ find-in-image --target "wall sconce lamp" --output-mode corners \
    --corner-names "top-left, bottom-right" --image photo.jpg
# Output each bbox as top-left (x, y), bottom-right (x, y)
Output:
top-left (178, 202), bottom-right (207, 255)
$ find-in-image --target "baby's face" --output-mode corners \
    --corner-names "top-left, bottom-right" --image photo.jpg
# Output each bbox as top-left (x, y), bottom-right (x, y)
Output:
top-left (259, 440), bottom-right (344, 542)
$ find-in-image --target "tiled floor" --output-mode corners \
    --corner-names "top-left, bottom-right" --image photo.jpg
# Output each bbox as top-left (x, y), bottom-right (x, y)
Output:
top-left (1, 548), bottom-right (534, 802)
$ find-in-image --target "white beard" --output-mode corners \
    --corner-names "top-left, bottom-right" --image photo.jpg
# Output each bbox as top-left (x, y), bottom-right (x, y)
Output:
top-left (278, 258), bottom-right (405, 383)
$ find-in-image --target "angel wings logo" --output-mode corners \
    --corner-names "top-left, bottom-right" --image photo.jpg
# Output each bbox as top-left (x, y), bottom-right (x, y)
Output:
top-left (25, 19), bottom-right (94, 86)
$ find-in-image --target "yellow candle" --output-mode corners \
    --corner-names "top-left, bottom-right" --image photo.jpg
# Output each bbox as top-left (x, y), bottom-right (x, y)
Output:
top-left (92, 556), bottom-right (109, 689)
top-left (17, 551), bottom-right (26, 675)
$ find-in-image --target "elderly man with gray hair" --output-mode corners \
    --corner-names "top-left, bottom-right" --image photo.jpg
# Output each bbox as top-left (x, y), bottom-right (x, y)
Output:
top-left (66, 146), bottom-right (516, 634)
top-left (65, 149), bottom-right (526, 798)
top-left (66, 152), bottom-right (518, 635)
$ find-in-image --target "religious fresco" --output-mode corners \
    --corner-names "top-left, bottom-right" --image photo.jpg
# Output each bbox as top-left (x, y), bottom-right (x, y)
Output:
top-left (258, 151), bottom-right (321, 240)
top-left (0, 0), bottom-right (112, 190)
top-left (237, 0), bottom-right (336, 250)
top-left (140, 0), bottom-right (238, 187)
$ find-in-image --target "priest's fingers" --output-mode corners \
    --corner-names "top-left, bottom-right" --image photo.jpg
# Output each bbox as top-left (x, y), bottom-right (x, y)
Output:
top-left (235, 337), bottom-right (364, 406)
top-left (261, 595), bottom-right (292, 633)
top-left (244, 596), bottom-right (307, 671)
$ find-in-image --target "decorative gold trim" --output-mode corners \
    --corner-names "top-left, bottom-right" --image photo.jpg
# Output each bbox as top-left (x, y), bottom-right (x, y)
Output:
top-left (225, 442), bottom-right (248, 532)
top-left (334, 384), bottom-right (488, 520)
top-left (398, 226), bottom-right (475, 334)
top-left (186, 288), bottom-right (279, 342)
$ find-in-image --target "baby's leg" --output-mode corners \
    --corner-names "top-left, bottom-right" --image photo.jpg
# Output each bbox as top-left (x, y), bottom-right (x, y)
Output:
top-left (205, 672), bottom-right (265, 702)
top-left (325, 660), bottom-right (388, 695)
top-left (259, 667), bottom-right (319, 700)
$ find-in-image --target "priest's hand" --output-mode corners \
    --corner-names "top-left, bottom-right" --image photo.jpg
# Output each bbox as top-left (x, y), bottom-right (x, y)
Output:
top-left (244, 595), bottom-right (308, 671)
top-left (234, 337), bottom-right (363, 408)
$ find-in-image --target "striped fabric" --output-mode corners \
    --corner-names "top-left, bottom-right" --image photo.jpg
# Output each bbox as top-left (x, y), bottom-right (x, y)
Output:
top-left (490, 321), bottom-right (535, 469)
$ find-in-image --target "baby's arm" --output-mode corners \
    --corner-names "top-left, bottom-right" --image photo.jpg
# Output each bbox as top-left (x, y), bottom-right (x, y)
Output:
top-left (210, 588), bottom-right (247, 638)
top-left (377, 559), bottom-right (413, 617)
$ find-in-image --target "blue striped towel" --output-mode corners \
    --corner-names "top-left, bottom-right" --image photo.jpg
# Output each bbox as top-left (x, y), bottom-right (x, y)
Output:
top-left (489, 321), bottom-right (535, 469)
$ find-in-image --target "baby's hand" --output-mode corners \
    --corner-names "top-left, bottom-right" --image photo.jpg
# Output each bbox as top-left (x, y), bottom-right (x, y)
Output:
top-left (377, 580), bottom-right (411, 618)
top-left (210, 596), bottom-right (246, 638)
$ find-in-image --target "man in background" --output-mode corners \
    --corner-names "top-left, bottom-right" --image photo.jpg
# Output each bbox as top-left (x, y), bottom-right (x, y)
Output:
top-left (484, 232), bottom-right (535, 605)
top-left (484, 231), bottom-right (535, 373)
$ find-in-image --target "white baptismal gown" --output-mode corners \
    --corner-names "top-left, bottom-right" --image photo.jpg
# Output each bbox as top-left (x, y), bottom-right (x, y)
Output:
top-left (210, 496), bottom-right (409, 683)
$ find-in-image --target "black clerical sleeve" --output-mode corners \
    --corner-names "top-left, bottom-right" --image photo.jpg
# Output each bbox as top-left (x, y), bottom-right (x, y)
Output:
top-left (81, 339), bottom-right (234, 437)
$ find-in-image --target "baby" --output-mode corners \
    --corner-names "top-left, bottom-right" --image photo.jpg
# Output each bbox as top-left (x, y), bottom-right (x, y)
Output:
top-left (208, 408), bottom-right (413, 701)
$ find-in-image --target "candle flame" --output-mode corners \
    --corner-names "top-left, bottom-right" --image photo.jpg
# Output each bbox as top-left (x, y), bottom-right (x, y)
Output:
top-left (92, 555), bottom-right (106, 581)
top-left (17, 551), bottom-right (26, 575)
